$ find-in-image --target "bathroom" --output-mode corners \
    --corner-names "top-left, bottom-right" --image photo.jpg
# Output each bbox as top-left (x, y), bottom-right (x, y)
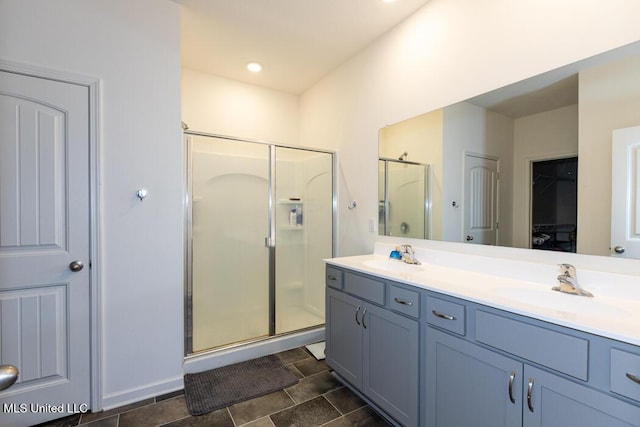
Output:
top-left (1, 0), bottom-right (640, 425)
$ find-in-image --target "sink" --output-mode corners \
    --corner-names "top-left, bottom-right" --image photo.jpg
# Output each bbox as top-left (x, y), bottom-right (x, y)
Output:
top-left (363, 259), bottom-right (424, 273)
top-left (494, 287), bottom-right (629, 318)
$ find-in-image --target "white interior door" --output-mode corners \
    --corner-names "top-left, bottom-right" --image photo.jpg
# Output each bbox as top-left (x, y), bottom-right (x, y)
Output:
top-left (611, 125), bottom-right (640, 258)
top-left (464, 153), bottom-right (499, 245)
top-left (0, 70), bottom-right (90, 426)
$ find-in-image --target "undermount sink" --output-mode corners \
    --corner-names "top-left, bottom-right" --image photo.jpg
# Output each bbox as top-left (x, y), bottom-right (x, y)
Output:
top-left (363, 258), bottom-right (424, 273)
top-left (494, 287), bottom-right (629, 319)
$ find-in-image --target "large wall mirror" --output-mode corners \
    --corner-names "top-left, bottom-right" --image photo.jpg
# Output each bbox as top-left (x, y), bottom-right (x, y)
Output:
top-left (379, 40), bottom-right (640, 258)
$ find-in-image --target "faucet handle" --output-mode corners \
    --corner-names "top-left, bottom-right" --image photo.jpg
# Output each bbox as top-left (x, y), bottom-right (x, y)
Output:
top-left (558, 263), bottom-right (576, 277)
top-left (400, 244), bottom-right (413, 254)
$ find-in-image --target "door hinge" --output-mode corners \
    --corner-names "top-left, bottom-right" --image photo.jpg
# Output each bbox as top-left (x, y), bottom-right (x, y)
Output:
top-left (496, 222), bottom-right (500, 229)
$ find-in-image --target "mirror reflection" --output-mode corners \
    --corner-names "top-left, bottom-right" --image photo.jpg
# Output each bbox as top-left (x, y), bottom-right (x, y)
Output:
top-left (379, 41), bottom-right (640, 258)
top-left (378, 158), bottom-right (429, 239)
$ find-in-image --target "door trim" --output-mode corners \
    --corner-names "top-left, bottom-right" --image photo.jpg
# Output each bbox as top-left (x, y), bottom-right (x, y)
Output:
top-left (0, 59), bottom-right (103, 411)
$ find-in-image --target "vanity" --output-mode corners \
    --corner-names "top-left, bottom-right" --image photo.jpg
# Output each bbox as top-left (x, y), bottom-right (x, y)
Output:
top-left (325, 239), bottom-right (640, 427)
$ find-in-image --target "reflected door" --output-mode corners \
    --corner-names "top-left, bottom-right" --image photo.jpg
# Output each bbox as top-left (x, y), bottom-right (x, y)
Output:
top-left (464, 154), bottom-right (499, 245)
top-left (189, 136), bottom-right (270, 352)
top-left (612, 126), bottom-right (640, 258)
top-left (274, 147), bottom-right (333, 334)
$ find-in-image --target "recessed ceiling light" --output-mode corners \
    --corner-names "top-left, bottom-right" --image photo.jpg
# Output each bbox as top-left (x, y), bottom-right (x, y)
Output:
top-left (247, 62), bottom-right (262, 73)
top-left (382, 0), bottom-right (396, 3)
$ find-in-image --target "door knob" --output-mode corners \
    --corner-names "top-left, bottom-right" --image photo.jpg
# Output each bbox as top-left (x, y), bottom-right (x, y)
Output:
top-left (613, 246), bottom-right (625, 254)
top-left (466, 235), bottom-right (474, 241)
top-left (69, 260), bottom-right (84, 272)
top-left (0, 364), bottom-right (19, 391)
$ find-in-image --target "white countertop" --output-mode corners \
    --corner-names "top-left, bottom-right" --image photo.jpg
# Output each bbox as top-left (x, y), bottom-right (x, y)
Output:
top-left (326, 241), bottom-right (640, 347)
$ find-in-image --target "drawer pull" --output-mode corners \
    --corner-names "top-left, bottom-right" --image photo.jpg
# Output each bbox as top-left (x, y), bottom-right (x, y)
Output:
top-left (432, 310), bottom-right (456, 321)
top-left (327, 275), bottom-right (337, 281)
top-left (394, 297), bottom-right (414, 306)
top-left (355, 306), bottom-right (361, 325)
top-left (508, 371), bottom-right (516, 404)
top-left (626, 373), bottom-right (640, 385)
top-left (527, 378), bottom-right (534, 412)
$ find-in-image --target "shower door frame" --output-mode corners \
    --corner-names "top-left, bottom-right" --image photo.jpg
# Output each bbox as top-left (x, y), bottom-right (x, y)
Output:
top-left (183, 131), bottom-right (337, 356)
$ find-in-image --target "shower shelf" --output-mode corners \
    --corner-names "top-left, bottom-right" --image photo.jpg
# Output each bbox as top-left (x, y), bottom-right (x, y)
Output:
top-left (278, 199), bottom-right (304, 205)
top-left (280, 225), bottom-right (303, 231)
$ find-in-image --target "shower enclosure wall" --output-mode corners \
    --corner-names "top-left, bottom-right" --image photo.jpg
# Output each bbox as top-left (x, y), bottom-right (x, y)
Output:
top-left (185, 133), bottom-right (335, 355)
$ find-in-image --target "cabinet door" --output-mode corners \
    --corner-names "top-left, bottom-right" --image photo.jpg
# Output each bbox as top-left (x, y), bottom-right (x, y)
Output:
top-left (363, 303), bottom-right (419, 427)
top-left (326, 288), bottom-right (363, 387)
top-left (426, 327), bottom-right (523, 427)
top-left (523, 365), bottom-right (640, 427)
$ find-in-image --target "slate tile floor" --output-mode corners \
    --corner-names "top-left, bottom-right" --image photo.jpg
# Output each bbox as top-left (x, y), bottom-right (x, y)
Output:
top-left (35, 347), bottom-right (392, 427)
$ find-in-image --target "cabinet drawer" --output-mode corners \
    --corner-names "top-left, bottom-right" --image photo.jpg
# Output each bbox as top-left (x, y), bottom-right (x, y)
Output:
top-left (388, 284), bottom-right (420, 318)
top-left (476, 310), bottom-right (588, 380)
top-left (326, 266), bottom-right (343, 289)
top-left (344, 272), bottom-right (385, 305)
top-left (611, 348), bottom-right (640, 402)
top-left (426, 296), bottom-right (465, 335)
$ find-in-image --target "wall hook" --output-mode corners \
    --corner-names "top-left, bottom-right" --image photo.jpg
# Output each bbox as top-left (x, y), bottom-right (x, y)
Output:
top-left (136, 189), bottom-right (148, 201)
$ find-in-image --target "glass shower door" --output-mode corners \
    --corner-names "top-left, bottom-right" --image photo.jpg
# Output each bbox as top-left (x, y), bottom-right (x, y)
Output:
top-left (189, 135), bottom-right (270, 352)
top-left (379, 159), bottom-right (429, 239)
top-left (274, 147), bottom-right (333, 334)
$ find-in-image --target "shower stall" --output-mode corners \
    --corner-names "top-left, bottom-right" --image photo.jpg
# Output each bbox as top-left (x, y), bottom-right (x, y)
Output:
top-left (184, 132), bottom-right (335, 356)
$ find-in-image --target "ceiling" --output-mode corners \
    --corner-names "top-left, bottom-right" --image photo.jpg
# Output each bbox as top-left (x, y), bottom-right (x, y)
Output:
top-left (175, 0), bottom-right (431, 94)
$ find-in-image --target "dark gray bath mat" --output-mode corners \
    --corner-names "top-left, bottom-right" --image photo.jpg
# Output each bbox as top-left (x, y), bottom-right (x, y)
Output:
top-left (183, 354), bottom-right (299, 416)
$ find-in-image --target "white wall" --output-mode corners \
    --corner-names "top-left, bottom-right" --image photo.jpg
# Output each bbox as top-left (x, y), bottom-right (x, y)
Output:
top-left (300, 0), bottom-right (640, 256)
top-left (0, 0), bottom-right (183, 409)
top-left (512, 105), bottom-right (578, 248)
top-left (182, 68), bottom-right (300, 145)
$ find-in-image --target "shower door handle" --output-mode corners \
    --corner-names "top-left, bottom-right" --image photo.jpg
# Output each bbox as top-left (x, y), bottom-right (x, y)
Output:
top-left (265, 237), bottom-right (275, 248)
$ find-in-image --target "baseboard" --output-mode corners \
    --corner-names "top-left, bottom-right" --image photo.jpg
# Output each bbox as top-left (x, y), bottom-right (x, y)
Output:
top-left (100, 375), bottom-right (184, 411)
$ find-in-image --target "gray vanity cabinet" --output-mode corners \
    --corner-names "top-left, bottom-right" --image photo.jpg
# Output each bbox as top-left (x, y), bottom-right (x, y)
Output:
top-left (326, 278), bottom-right (419, 427)
top-left (326, 288), bottom-right (363, 386)
top-left (426, 303), bottom-right (640, 427)
top-left (426, 327), bottom-right (523, 427)
top-left (326, 263), bottom-right (640, 426)
top-left (523, 365), bottom-right (640, 427)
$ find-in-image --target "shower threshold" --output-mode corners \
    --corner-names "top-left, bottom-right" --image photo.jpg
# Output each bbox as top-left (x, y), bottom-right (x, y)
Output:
top-left (183, 325), bottom-right (325, 374)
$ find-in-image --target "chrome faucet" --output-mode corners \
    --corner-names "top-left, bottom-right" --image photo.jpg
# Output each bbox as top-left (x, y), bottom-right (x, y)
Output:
top-left (552, 263), bottom-right (593, 297)
top-left (399, 244), bottom-right (421, 265)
